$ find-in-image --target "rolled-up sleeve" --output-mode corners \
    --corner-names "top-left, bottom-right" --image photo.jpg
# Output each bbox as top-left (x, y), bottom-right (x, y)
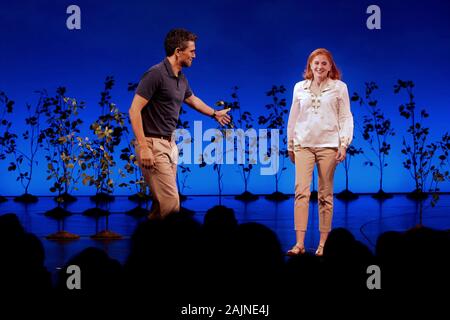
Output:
top-left (337, 83), bottom-right (354, 149)
top-left (287, 83), bottom-right (301, 151)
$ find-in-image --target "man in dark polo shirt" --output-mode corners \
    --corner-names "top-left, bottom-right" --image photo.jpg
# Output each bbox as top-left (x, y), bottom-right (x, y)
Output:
top-left (129, 28), bottom-right (231, 219)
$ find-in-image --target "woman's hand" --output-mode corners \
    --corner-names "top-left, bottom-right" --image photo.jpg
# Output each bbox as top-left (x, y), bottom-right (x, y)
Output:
top-left (288, 150), bottom-right (295, 164)
top-left (335, 147), bottom-right (346, 163)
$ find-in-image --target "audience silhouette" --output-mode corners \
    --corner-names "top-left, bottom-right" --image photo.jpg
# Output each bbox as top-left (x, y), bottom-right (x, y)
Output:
top-left (0, 213), bottom-right (51, 295)
top-left (1, 209), bottom-right (449, 312)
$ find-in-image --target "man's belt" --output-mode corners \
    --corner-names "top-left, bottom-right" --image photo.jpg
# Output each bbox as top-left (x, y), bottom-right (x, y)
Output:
top-left (146, 133), bottom-right (172, 141)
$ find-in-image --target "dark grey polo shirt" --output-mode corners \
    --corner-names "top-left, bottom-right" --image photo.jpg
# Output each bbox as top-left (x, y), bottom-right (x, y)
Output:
top-left (136, 58), bottom-right (193, 137)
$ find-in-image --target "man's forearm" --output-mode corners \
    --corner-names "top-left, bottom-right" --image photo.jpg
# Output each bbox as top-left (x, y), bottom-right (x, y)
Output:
top-left (129, 109), bottom-right (147, 146)
top-left (188, 96), bottom-right (215, 116)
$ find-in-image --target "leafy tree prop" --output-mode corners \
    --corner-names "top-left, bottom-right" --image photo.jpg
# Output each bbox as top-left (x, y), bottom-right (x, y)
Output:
top-left (352, 82), bottom-right (395, 199)
top-left (0, 91), bottom-right (16, 202)
top-left (197, 152), bottom-right (227, 206)
top-left (212, 129), bottom-right (225, 205)
top-left (41, 87), bottom-right (84, 204)
top-left (123, 81), bottom-right (151, 216)
top-left (213, 159), bottom-right (225, 205)
top-left (80, 76), bottom-right (126, 202)
top-left (429, 133), bottom-right (450, 207)
top-left (79, 77), bottom-right (125, 239)
top-left (198, 126), bottom-right (225, 206)
top-left (8, 92), bottom-right (47, 203)
top-left (336, 144), bottom-right (364, 200)
top-left (258, 85), bottom-right (290, 201)
top-left (120, 135), bottom-right (151, 217)
top-left (227, 86), bottom-right (259, 202)
top-left (206, 95), bottom-right (247, 205)
top-left (439, 133), bottom-right (450, 163)
top-left (40, 87), bottom-right (83, 240)
top-left (395, 80), bottom-right (439, 200)
top-left (176, 104), bottom-right (192, 201)
top-left (177, 164), bottom-right (191, 200)
top-left (198, 98), bottom-right (234, 206)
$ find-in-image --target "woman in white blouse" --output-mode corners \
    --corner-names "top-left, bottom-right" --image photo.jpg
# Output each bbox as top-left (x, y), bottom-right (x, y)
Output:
top-left (286, 48), bottom-right (353, 256)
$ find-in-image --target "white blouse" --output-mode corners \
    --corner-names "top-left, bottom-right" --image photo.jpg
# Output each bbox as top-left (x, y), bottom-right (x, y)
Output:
top-left (287, 79), bottom-right (354, 151)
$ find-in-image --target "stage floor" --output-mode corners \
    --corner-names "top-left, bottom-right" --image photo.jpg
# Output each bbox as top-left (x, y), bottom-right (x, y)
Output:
top-left (1, 194), bottom-right (449, 274)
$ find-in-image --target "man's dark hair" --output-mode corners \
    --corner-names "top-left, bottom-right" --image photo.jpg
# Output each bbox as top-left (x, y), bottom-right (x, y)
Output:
top-left (164, 28), bottom-right (197, 57)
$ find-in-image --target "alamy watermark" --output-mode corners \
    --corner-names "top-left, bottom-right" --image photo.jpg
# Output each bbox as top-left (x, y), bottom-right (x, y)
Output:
top-left (66, 5), bottom-right (380, 31)
top-left (366, 5), bottom-right (381, 30)
top-left (66, 264), bottom-right (81, 290)
top-left (366, 264), bottom-right (381, 289)
top-left (66, 5), bottom-right (81, 30)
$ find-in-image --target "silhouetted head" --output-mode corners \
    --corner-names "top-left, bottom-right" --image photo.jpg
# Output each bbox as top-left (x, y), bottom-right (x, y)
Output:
top-left (232, 222), bottom-right (283, 273)
top-left (323, 227), bottom-right (355, 258)
top-left (0, 213), bottom-right (25, 239)
top-left (57, 247), bottom-right (122, 294)
top-left (376, 230), bottom-right (404, 262)
top-left (204, 205), bottom-right (238, 235)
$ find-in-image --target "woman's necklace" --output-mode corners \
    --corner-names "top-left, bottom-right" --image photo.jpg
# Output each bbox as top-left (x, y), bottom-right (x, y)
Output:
top-left (310, 78), bottom-right (328, 114)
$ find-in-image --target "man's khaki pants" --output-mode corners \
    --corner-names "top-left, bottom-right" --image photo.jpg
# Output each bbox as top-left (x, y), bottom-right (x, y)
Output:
top-left (135, 137), bottom-right (179, 219)
top-left (294, 146), bottom-right (338, 232)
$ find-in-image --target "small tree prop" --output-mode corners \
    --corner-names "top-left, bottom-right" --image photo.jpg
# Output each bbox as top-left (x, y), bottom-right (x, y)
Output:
top-left (121, 139), bottom-right (151, 217)
top-left (429, 133), bottom-right (450, 207)
top-left (81, 77), bottom-right (126, 202)
top-left (198, 98), bottom-right (234, 205)
top-left (258, 85), bottom-right (290, 201)
top-left (176, 104), bottom-right (192, 201)
top-left (41, 87), bottom-right (84, 204)
top-left (79, 77), bottom-right (126, 239)
top-left (9, 92), bottom-right (47, 203)
top-left (395, 80), bottom-right (439, 200)
top-left (336, 144), bottom-right (364, 200)
top-left (226, 87), bottom-right (259, 202)
top-left (41, 87), bottom-right (84, 240)
top-left (198, 128), bottom-right (225, 206)
top-left (212, 130), bottom-right (225, 205)
top-left (352, 82), bottom-right (395, 199)
top-left (0, 91), bottom-right (16, 202)
top-left (123, 81), bottom-right (152, 216)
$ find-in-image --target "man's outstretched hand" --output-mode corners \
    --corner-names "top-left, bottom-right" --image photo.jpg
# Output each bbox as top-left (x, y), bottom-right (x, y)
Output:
top-left (214, 108), bottom-right (232, 126)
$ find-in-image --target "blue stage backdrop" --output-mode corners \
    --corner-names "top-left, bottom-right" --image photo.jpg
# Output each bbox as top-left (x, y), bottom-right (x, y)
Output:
top-left (1, 0), bottom-right (449, 196)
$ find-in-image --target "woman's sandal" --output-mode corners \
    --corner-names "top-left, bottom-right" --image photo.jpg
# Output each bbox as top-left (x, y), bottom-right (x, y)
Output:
top-left (286, 244), bottom-right (306, 256)
top-left (315, 244), bottom-right (324, 257)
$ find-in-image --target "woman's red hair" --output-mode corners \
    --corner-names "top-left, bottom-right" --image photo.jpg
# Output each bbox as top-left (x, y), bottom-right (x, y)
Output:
top-left (303, 48), bottom-right (341, 80)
